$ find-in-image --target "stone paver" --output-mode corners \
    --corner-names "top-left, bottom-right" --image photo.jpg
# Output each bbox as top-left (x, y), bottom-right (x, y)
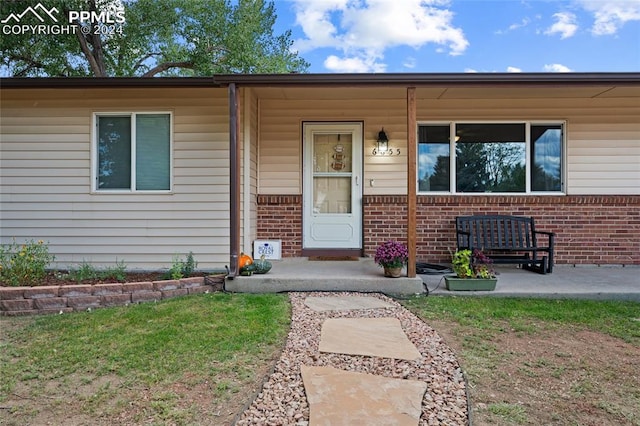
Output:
top-left (319, 317), bottom-right (422, 361)
top-left (301, 365), bottom-right (427, 426)
top-left (304, 295), bottom-right (395, 312)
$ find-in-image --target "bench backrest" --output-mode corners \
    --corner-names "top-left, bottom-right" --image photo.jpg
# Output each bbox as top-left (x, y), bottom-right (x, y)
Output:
top-left (456, 215), bottom-right (538, 250)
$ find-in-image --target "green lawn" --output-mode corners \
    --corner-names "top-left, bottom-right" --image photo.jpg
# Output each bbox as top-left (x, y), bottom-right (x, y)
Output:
top-left (401, 296), bottom-right (640, 425)
top-left (402, 296), bottom-right (640, 345)
top-left (3, 293), bottom-right (638, 425)
top-left (0, 293), bottom-right (290, 425)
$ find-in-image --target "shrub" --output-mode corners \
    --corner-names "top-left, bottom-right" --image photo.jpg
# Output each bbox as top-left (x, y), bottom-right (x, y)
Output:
top-left (64, 259), bottom-right (128, 283)
top-left (167, 252), bottom-right (198, 280)
top-left (0, 239), bottom-right (55, 286)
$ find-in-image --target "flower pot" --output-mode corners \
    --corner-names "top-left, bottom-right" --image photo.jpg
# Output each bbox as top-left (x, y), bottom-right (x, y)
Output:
top-left (383, 266), bottom-right (403, 278)
top-left (444, 275), bottom-right (497, 291)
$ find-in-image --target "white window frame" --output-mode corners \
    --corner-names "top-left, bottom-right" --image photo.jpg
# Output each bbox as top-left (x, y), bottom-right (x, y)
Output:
top-left (417, 120), bottom-right (566, 195)
top-left (92, 111), bottom-right (173, 193)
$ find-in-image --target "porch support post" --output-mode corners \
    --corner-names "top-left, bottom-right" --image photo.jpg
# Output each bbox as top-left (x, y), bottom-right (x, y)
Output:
top-left (228, 83), bottom-right (241, 278)
top-left (407, 87), bottom-right (417, 278)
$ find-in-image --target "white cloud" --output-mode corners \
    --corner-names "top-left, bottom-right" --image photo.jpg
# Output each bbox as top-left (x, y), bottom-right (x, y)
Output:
top-left (576, 0), bottom-right (640, 35)
top-left (543, 63), bottom-right (572, 72)
top-left (291, 0), bottom-right (469, 72)
top-left (495, 17), bottom-right (531, 35)
top-left (507, 66), bottom-right (522, 73)
top-left (545, 12), bottom-right (578, 38)
top-left (402, 56), bottom-right (417, 69)
top-left (509, 18), bottom-right (531, 31)
top-left (324, 54), bottom-right (386, 73)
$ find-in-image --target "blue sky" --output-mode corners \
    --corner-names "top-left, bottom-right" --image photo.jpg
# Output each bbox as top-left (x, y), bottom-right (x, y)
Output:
top-left (273, 0), bottom-right (640, 73)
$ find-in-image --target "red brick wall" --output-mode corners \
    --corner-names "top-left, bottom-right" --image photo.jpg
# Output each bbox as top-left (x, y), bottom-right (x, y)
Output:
top-left (363, 195), bottom-right (408, 252)
top-left (256, 195), bottom-right (303, 256)
top-left (257, 194), bottom-right (640, 265)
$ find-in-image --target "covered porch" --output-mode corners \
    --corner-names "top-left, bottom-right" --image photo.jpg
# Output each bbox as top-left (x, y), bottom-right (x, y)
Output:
top-left (225, 258), bottom-right (640, 301)
top-left (224, 73), bottom-right (640, 278)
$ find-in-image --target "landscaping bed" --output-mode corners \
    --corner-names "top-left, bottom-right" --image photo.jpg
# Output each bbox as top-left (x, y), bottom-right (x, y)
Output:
top-left (0, 272), bottom-right (226, 316)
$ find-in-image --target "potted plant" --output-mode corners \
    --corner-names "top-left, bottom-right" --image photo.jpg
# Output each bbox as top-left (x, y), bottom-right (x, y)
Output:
top-left (374, 240), bottom-right (409, 278)
top-left (445, 249), bottom-right (497, 291)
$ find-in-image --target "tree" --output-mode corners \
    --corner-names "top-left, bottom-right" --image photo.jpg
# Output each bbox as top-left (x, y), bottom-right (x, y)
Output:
top-left (1, 0), bottom-right (309, 77)
top-left (421, 155), bottom-right (449, 191)
top-left (456, 143), bottom-right (488, 192)
top-left (483, 142), bottom-right (525, 191)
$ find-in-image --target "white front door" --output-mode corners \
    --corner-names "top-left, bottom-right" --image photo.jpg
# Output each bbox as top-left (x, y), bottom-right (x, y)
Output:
top-left (303, 122), bottom-right (362, 249)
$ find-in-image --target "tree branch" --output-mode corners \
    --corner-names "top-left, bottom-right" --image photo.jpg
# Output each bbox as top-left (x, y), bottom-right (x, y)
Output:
top-left (73, 27), bottom-right (104, 76)
top-left (66, 1), bottom-right (106, 77)
top-left (133, 52), bottom-right (160, 73)
top-left (86, 0), bottom-right (106, 76)
top-left (8, 54), bottom-right (47, 76)
top-left (142, 61), bottom-right (195, 77)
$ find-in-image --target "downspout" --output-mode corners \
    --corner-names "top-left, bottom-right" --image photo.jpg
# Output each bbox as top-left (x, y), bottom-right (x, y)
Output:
top-left (228, 83), bottom-right (240, 279)
top-left (242, 89), bottom-right (252, 254)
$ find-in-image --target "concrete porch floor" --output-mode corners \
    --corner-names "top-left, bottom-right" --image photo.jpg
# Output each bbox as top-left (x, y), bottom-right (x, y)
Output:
top-left (225, 257), bottom-right (640, 301)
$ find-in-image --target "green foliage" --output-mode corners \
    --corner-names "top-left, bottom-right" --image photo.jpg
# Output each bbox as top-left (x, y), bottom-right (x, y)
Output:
top-left (451, 249), bottom-right (495, 279)
top-left (105, 260), bottom-right (128, 282)
top-left (63, 259), bottom-right (128, 283)
top-left (0, 239), bottom-right (55, 286)
top-left (167, 252), bottom-right (197, 280)
top-left (451, 249), bottom-right (474, 278)
top-left (65, 261), bottom-right (99, 283)
top-left (1, 0), bottom-right (309, 77)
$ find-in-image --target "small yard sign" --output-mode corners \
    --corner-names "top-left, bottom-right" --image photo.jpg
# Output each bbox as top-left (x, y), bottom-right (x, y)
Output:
top-left (253, 240), bottom-right (281, 260)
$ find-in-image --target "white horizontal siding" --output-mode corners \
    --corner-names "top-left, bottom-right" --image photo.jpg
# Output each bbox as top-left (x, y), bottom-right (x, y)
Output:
top-left (258, 97), bottom-right (408, 195)
top-left (0, 87), bottom-right (231, 270)
top-left (567, 119), bottom-right (640, 195)
top-left (257, 91), bottom-right (639, 196)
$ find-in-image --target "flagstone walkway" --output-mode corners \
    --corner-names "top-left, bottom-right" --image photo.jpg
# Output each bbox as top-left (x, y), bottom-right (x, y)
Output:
top-left (235, 292), bottom-right (468, 425)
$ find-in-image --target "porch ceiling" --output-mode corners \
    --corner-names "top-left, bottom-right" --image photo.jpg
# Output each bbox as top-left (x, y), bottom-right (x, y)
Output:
top-left (252, 84), bottom-right (640, 100)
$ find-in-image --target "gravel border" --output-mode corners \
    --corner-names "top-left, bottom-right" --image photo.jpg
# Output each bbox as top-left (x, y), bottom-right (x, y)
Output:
top-left (236, 292), bottom-right (468, 425)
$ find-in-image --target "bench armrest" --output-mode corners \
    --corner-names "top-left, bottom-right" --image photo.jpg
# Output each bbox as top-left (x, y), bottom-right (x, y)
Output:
top-left (534, 230), bottom-right (555, 237)
top-left (534, 230), bottom-right (555, 246)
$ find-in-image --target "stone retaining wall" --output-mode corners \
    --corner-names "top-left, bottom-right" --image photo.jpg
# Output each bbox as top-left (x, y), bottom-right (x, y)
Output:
top-left (0, 275), bottom-right (226, 316)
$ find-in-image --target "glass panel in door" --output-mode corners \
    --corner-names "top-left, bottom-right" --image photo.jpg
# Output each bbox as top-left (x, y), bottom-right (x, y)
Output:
top-left (312, 134), bottom-right (352, 214)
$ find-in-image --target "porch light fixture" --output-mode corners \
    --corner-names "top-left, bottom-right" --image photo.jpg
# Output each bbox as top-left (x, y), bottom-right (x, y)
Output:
top-left (377, 128), bottom-right (389, 153)
top-left (373, 128), bottom-right (400, 156)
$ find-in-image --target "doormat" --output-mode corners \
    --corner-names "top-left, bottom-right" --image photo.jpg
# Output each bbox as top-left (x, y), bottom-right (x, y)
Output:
top-left (308, 256), bottom-right (359, 261)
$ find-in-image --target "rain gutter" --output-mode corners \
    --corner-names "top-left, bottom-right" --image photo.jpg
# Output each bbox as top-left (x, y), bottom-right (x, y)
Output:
top-left (3, 72), bottom-right (637, 90)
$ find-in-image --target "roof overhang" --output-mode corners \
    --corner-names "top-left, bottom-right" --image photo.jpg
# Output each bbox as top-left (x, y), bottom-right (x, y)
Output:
top-left (1, 72), bottom-right (639, 89)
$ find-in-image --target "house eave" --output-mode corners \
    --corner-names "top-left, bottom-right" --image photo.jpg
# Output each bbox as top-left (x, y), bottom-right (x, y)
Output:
top-left (0, 76), bottom-right (220, 88)
top-left (1, 72), bottom-right (638, 89)
top-left (212, 72), bottom-right (640, 87)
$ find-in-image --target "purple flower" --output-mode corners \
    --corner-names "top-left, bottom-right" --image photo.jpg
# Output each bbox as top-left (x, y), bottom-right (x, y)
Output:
top-left (374, 240), bottom-right (409, 268)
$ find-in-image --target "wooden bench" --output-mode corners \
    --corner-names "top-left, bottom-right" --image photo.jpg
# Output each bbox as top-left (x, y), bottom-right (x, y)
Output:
top-left (456, 215), bottom-right (555, 274)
